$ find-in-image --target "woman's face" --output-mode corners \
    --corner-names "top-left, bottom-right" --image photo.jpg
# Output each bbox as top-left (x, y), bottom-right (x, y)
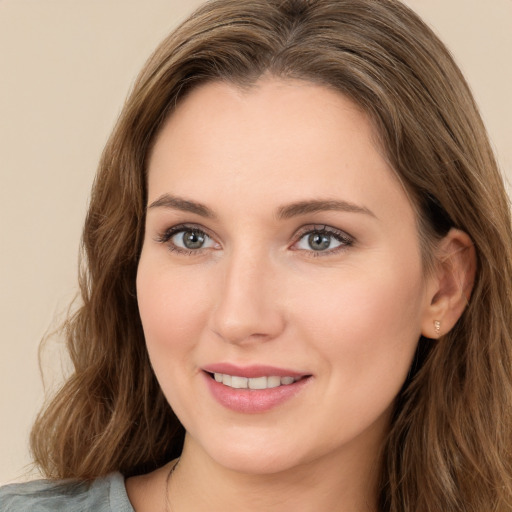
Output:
top-left (137, 78), bottom-right (435, 475)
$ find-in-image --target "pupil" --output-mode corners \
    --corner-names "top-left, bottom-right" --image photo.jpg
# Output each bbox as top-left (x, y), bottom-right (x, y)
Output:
top-left (308, 233), bottom-right (330, 251)
top-left (183, 231), bottom-right (205, 249)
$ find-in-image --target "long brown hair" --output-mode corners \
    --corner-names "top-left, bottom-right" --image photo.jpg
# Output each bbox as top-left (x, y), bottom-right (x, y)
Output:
top-left (31, 0), bottom-right (512, 509)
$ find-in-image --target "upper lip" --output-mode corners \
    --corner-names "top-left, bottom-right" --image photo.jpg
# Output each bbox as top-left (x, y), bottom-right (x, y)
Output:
top-left (202, 363), bottom-right (309, 379)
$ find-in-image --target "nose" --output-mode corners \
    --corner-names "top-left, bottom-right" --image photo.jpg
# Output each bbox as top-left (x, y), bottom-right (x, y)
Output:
top-left (209, 247), bottom-right (286, 345)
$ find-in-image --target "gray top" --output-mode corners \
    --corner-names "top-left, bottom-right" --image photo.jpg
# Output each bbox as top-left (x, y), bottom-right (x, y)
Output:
top-left (0, 472), bottom-right (134, 511)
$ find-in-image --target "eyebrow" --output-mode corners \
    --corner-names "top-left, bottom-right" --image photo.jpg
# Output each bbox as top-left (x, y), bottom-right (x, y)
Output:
top-left (148, 194), bottom-right (216, 218)
top-left (148, 194), bottom-right (375, 220)
top-left (276, 199), bottom-right (376, 220)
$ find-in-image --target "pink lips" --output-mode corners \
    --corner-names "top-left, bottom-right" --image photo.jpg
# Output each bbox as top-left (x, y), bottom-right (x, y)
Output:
top-left (202, 363), bottom-right (311, 414)
top-left (202, 363), bottom-right (306, 379)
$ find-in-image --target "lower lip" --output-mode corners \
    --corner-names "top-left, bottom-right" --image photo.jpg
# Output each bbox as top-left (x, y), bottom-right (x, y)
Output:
top-left (203, 373), bottom-right (311, 414)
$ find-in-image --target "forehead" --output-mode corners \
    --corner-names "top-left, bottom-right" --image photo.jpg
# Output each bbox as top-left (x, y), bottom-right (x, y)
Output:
top-left (147, 77), bottom-right (413, 226)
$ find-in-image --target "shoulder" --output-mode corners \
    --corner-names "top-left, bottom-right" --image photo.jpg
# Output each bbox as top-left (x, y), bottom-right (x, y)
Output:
top-left (0, 472), bottom-right (134, 512)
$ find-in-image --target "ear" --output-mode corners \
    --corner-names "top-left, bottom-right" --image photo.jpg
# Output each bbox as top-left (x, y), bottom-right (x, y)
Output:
top-left (421, 228), bottom-right (476, 339)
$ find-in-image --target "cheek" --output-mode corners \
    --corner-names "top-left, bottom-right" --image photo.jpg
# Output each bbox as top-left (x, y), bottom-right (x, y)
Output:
top-left (291, 261), bottom-right (426, 385)
top-left (136, 259), bottom-right (211, 362)
top-left (136, 257), bottom-right (217, 423)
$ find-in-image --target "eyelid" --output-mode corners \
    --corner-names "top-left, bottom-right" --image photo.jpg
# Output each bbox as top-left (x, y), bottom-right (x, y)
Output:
top-left (291, 224), bottom-right (354, 256)
top-left (155, 223), bottom-right (220, 254)
top-left (154, 222), bottom-right (354, 257)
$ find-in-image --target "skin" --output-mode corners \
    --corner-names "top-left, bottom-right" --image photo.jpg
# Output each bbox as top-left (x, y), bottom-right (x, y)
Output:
top-left (129, 77), bottom-right (473, 511)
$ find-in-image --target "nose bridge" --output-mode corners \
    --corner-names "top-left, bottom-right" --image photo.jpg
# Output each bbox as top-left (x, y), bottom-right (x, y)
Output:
top-left (210, 244), bottom-right (284, 345)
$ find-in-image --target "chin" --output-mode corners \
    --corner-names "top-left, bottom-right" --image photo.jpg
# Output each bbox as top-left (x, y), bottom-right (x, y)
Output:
top-left (212, 449), bottom-right (304, 476)
top-left (186, 428), bottom-right (311, 476)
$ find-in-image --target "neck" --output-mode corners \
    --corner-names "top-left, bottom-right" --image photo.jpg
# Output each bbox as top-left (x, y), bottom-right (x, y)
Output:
top-left (168, 435), bottom-right (382, 512)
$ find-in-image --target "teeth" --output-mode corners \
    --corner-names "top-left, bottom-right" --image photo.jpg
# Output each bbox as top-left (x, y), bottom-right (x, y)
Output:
top-left (231, 376), bottom-right (248, 389)
top-left (248, 376), bottom-right (267, 390)
top-left (267, 376), bottom-right (281, 388)
top-left (213, 373), bottom-right (301, 390)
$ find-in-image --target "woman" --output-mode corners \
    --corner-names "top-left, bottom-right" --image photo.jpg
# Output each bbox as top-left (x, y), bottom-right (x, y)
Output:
top-left (2, 0), bottom-right (511, 510)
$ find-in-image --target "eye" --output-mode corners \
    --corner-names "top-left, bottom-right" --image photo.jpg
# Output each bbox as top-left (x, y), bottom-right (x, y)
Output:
top-left (174, 229), bottom-right (211, 250)
top-left (293, 226), bottom-right (353, 254)
top-left (157, 225), bottom-right (218, 253)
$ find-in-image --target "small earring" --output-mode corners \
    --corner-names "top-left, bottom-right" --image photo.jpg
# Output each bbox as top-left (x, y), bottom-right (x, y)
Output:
top-left (434, 320), bottom-right (441, 335)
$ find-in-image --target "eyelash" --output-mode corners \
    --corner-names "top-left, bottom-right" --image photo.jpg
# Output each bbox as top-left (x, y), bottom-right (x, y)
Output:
top-left (155, 223), bottom-right (354, 257)
top-left (292, 225), bottom-right (354, 257)
top-left (155, 224), bottom-right (215, 256)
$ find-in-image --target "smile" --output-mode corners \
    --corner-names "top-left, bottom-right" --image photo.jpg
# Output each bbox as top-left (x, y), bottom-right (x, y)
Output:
top-left (203, 370), bottom-right (311, 413)
top-left (212, 373), bottom-right (301, 389)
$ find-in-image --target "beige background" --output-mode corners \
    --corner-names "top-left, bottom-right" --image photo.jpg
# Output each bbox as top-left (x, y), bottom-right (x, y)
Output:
top-left (0, 0), bottom-right (510, 484)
